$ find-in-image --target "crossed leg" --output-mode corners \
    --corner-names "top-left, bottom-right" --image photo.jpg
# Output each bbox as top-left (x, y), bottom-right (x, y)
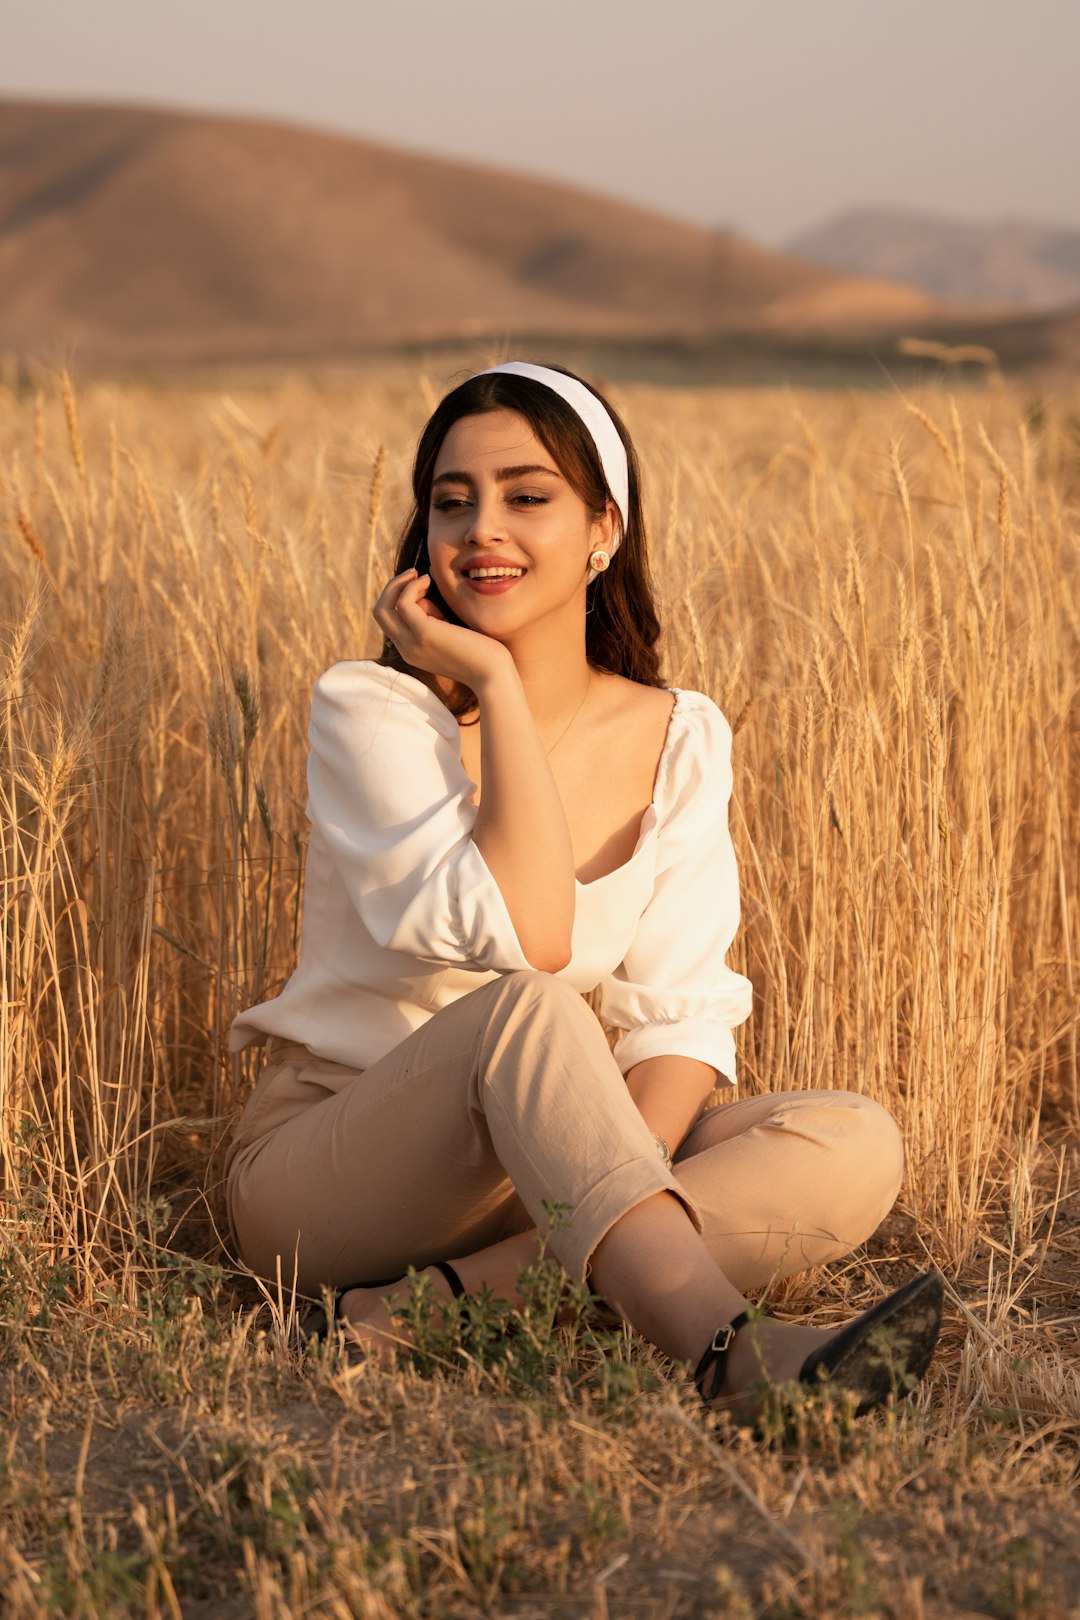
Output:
top-left (337, 1081), bottom-right (905, 1376)
top-left (229, 970), bottom-right (907, 1397)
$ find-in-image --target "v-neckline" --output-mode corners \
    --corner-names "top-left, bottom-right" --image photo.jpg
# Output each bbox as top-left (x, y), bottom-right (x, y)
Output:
top-left (572, 687), bottom-right (682, 888)
top-left (376, 665), bottom-right (684, 890)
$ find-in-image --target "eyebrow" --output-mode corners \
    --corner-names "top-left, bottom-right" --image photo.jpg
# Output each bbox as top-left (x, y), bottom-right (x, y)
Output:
top-left (431, 464), bottom-right (562, 487)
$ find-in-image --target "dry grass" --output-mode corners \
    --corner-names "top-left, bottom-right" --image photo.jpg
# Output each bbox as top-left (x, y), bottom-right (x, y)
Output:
top-left (1, 368), bottom-right (1078, 1617)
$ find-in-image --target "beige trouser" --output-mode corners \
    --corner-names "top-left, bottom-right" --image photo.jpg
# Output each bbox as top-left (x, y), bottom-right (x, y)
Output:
top-left (225, 971), bottom-right (904, 1300)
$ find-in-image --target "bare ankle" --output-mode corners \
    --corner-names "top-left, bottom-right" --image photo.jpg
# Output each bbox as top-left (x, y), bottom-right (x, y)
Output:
top-left (338, 1266), bottom-right (450, 1325)
top-left (714, 1317), bottom-right (835, 1398)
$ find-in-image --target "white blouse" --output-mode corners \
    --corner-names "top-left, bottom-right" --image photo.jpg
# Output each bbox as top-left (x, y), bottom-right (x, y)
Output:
top-left (229, 661), bottom-right (753, 1081)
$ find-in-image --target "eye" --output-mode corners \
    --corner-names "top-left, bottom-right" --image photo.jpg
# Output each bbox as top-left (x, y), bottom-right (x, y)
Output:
top-left (509, 493), bottom-right (549, 507)
top-left (432, 495), bottom-right (470, 512)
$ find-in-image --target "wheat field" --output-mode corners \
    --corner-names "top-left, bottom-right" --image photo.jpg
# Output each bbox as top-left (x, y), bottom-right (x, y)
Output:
top-left (1, 367), bottom-right (1078, 1617)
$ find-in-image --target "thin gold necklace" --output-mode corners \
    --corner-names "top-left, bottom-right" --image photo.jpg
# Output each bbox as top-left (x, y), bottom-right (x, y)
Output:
top-left (545, 669), bottom-right (592, 756)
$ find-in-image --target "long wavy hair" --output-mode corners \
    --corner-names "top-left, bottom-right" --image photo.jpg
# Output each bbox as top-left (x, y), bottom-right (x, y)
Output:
top-left (377, 366), bottom-right (664, 717)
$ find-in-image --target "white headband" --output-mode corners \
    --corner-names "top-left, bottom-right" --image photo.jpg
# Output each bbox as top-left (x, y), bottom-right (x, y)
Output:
top-left (475, 362), bottom-right (628, 556)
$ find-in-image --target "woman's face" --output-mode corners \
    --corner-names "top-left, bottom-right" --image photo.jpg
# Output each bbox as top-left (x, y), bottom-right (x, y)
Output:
top-left (425, 409), bottom-right (615, 641)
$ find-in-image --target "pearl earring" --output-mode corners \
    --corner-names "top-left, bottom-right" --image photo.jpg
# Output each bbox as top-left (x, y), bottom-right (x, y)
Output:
top-left (588, 549), bottom-right (610, 572)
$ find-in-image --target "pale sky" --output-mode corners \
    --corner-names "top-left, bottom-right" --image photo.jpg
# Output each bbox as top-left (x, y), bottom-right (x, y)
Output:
top-left (4, 0), bottom-right (1078, 245)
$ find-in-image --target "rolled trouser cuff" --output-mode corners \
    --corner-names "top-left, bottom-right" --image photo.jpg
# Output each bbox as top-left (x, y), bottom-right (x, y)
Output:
top-left (547, 1158), bottom-right (704, 1287)
top-left (472, 973), bottom-right (706, 1285)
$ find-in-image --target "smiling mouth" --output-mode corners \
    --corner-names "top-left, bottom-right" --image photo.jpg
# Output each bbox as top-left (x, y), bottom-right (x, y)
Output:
top-left (463, 567), bottom-right (526, 580)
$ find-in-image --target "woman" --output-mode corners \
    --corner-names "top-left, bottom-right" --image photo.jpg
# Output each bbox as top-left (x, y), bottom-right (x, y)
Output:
top-left (225, 362), bottom-right (943, 1420)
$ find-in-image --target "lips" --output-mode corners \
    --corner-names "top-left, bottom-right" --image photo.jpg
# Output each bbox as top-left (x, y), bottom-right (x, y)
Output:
top-left (460, 562), bottom-right (527, 596)
top-left (458, 557), bottom-right (528, 580)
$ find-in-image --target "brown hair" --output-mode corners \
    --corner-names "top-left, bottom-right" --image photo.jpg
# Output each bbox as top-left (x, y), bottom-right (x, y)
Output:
top-left (377, 366), bottom-right (664, 717)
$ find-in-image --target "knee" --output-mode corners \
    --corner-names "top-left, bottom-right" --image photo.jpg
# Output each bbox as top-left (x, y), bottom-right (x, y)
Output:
top-left (830, 1092), bottom-right (905, 1210)
top-left (492, 969), bottom-right (595, 1025)
top-left (765, 1088), bottom-right (904, 1215)
top-left (482, 970), bottom-right (607, 1058)
top-left (860, 1093), bottom-right (904, 1186)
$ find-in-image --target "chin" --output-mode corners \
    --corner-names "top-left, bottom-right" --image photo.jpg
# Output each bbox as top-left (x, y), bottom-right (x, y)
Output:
top-left (463, 615), bottom-right (516, 642)
top-left (449, 594), bottom-right (521, 632)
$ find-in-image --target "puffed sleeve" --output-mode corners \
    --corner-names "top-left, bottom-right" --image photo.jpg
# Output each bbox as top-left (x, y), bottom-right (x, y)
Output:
top-left (599, 695), bottom-right (753, 1081)
top-left (306, 661), bottom-right (533, 972)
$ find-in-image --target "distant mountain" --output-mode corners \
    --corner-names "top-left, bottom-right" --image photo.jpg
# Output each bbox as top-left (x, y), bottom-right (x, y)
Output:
top-left (787, 207), bottom-right (1080, 312)
top-left (0, 98), bottom-right (941, 366)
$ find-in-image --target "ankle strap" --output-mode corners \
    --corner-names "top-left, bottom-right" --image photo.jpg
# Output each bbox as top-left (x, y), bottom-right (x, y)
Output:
top-left (432, 1259), bottom-right (465, 1299)
top-left (693, 1309), bottom-right (752, 1405)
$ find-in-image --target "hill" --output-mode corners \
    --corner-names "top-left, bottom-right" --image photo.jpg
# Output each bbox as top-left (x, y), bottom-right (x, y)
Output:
top-left (787, 206), bottom-right (1080, 312)
top-left (0, 98), bottom-right (940, 366)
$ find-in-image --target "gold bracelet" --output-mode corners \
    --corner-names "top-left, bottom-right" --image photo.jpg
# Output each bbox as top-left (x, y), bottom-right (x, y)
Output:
top-left (652, 1132), bottom-right (673, 1168)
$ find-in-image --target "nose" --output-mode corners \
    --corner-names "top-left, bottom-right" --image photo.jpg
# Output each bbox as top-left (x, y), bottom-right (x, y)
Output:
top-left (464, 490), bottom-right (505, 545)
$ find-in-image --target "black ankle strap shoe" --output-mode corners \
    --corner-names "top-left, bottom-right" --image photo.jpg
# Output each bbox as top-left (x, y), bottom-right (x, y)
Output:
top-left (693, 1270), bottom-right (945, 1422)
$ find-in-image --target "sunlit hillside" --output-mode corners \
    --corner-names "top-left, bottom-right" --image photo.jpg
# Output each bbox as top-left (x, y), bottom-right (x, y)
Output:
top-left (0, 97), bottom-right (940, 364)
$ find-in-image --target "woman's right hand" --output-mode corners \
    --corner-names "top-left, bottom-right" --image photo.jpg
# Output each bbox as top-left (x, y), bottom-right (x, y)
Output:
top-left (373, 569), bottom-right (513, 691)
top-left (376, 570), bottom-right (575, 971)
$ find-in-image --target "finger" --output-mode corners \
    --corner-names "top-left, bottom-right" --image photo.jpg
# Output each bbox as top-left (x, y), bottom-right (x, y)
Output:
top-left (384, 569), bottom-right (420, 607)
top-left (393, 574), bottom-right (432, 622)
top-left (377, 581), bottom-right (433, 656)
top-left (373, 569), bottom-right (419, 625)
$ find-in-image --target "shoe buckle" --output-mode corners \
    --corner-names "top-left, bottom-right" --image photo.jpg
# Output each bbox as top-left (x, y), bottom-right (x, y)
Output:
top-left (710, 1323), bottom-right (736, 1355)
